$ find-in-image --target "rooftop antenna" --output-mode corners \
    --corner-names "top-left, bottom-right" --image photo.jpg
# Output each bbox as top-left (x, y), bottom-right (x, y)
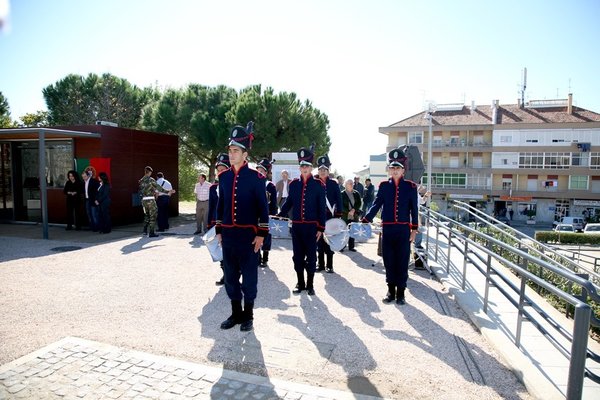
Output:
top-left (519, 67), bottom-right (527, 108)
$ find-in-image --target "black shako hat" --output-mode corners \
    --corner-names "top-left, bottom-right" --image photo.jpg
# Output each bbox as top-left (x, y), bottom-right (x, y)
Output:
top-left (297, 143), bottom-right (315, 166)
top-left (216, 153), bottom-right (230, 168)
top-left (387, 147), bottom-right (405, 168)
top-left (256, 158), bottom-right (274, 173)
top-left (228, 121), bottom-right (255, 150)
top-left (317, 154), bottom-right (331, 169)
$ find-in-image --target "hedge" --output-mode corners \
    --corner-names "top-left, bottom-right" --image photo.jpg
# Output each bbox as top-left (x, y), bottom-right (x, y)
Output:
top-left (535, 231), bottom-right (600, 245)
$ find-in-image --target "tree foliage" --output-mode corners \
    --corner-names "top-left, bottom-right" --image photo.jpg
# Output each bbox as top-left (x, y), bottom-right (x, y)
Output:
top-left (19, 110), bottom-right (49, 127)
top-left (143, 84), bottom-right (331, 181)
top-left (228, 85), bottom-right (331, 160)
top-left (43, 73), bottom-right (155, 128)
top-left (143, 84), bottom-right (238, 181)
top-left (0, 91), bottom-right (15, 128)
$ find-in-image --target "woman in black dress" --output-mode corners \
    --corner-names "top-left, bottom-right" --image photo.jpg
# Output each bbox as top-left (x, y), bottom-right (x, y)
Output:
top-left (95, 172), bottom-right (112, 233)
top-left (63, 170), bottom-right (83, 230)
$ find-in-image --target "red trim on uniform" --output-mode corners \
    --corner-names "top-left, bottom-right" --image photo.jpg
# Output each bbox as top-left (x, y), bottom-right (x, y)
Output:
top-left (220, 223), bottom-right (258, 233)
top-left (382, 221), bottom-right (411, 225)
top-left (394, 179), bottom-right (399, 222)
top-left (300, 177), bottom-right (307, 220)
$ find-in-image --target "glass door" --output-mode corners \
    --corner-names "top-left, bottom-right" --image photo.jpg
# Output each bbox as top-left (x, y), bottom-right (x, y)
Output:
top-left (0, 142), bottom-right (14, 220)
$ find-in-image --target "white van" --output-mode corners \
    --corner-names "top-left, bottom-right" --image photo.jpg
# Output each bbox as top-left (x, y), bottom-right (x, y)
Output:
top-left (552, 217), bottom-right (585, 231)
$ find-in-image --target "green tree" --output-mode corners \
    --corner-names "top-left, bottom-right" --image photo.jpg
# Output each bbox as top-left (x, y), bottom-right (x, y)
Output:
top-left (43, 73), bottom-right (155, 128)
top-left (143, 84), bottom-right (238, 182)
top-left (19, 110), bottom-right (49, 127)
top-left (228, 85), bottom-right (331, 160)
top-left (0, 91), bottom-right (15, 128)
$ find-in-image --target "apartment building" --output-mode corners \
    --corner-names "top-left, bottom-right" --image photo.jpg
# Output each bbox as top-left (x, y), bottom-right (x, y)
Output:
top-left (378, 95), bottom-right (600, 223)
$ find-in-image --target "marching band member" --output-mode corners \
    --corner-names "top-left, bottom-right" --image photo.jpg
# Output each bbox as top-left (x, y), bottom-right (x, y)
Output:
top-left (216, 123), bottom-right (269, 331)
top-left (279, 145), bottom-right (326, 295)
top-left (363, 147), bottom-right (419, 305)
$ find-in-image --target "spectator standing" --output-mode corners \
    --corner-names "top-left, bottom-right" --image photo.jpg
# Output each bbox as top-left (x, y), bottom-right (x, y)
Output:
top-left (362, 178), bottom-right (374, 215)
top-left (363, 148), bottom-right (419, 305)
top-left (414, 185), bottom-right (431, 250)
top-left (341, 179), bottom-right (362, 252)
top-left (63, 170), bottom-right (83, 231)
top-left (81, 170), bottom-right (99, 231)
top-left (337, 175), bottom-right (345, 191)
top-left (275, 170), bottom-right (291, 210)
top-left (353, 176), bottom-right (364, 197)
top-left (155, 172), bottom-right (173, 232)
top-left (95, 172), bottom-right (112, 234)
top-left (194, 174), bottom-right (211, 235)
top-left (216, 122), bottom-right (269, 332)
top-left (278, 145), bottom-right (326, 295)
top-left (139, 166), bottom-right (174, 238)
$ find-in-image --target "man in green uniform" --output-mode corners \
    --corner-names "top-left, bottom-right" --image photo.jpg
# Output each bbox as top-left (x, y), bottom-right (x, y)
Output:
top-left (139, 166), bottom-right (175, 237)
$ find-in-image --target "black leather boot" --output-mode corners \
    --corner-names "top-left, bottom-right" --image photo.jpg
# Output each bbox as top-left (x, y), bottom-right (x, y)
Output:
top-left (260, 251), bottom-right (269, 268)
top-left (293, 271), bottom-right (305, 294)
top-left (396, 287), bottom-right (406, 305)
top-left (306, 272), bottom-right (315, 295)
top-left (215, 265), bottom-right (224, 285)
top-left (240, 301), bottom-right (254, 331)
top-left (142, 224), bottom-right (148, 236)
top-left (326, 253), bottom-right (334, 273)
top-left (220, 300), bottom-right (242, 329)
top-left (149, 230), bottom-right (159, 238)
top-left (317, 252), bottom-right (325, 271)
top-left (382, 284), bottom-right (395, 304)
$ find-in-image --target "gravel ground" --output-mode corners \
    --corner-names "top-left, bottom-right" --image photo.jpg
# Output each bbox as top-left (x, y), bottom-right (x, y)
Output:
top-left (0, 210), bottom-right (532, 400)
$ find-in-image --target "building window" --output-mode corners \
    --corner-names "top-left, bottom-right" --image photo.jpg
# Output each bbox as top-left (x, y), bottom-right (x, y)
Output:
top-left (409, 132), bottom-right (423, 144)
top-left (500, 136), bottom-right (512, 143)
top-left (467, 174), bottom-right (490, 189)
top-left (569, 175), bottom-right (588, 190)
top-left (591, 152), bottom-right (600, 169)
top-left (519, 152), bottom-right (544, 168)
top-left (19, 140), bottom-right (73, 189)
top-left (571, 152), bottom-right (589, 167)
top-left (544, 152), bottom-right (570, 169)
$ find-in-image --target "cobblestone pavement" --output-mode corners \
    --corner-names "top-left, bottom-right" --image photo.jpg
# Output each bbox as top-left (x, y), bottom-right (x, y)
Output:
top-left (0, 337), bottom-right (383, 400)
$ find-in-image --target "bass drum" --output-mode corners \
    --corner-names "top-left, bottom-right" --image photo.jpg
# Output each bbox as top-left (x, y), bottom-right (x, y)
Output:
top-left (202, 226), bottom-right (223, 262)
top-left (324, 218), bottom-right (349, 252)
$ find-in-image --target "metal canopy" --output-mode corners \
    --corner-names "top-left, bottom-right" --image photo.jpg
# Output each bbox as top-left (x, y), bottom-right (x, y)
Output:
top-left (0, 128), bottom-right (101, 239)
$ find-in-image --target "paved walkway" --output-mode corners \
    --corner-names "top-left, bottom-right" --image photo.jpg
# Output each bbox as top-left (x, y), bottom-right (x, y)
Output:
top-left (1, 214), bottom-right (532, 399)
top-left (0, 337), bottom-right (382, 399)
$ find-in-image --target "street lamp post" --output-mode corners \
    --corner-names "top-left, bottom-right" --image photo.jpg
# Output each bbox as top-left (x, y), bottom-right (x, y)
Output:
top-left (425, 104), bottom-right (434, 194)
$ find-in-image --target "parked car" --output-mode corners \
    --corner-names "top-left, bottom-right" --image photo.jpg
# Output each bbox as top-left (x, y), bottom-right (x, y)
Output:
top-left (492, 215), bottom-right (511, 226)
top-left (552, 217), bottom-right (585, 231)
top-left (554, 224), bottom-right (575, 233)
top-left (583, 223), bottom-right (600, 234)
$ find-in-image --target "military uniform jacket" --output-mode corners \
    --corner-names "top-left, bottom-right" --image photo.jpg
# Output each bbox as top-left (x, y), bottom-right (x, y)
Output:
top-left (320, 177), bottom-right (343, 220)
top-left (139, 175), bottom-right (169, 197)
top-left (279, 175), bottom-right (326, 231)
top-left (216, 162), bottom-right (269, 237)
top-left (266, 181), bottom-right (278, 216)
top-left (206, 182), bottom-right (219, 229)
top-left (364, 177), bottom-right (419, 230)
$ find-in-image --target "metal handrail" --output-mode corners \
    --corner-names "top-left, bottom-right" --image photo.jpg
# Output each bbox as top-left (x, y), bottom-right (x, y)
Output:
top-left (422, 207), bottom-right (599, 399)
top-left (452, 201), bottom-right (600, 286)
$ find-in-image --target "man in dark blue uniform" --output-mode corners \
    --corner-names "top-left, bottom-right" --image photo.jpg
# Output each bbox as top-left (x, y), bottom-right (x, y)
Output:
top-left (216, 123), bottom-right (270, 331)
top-left (279, 146), bottom-right (326, 295)
top-left (315, 154), bottom-right (343, 273)
top-left (363, 147), bottom-right (419, 305)
top-left (256, 158), bottom-right (278, 268)
top-left (207, 153), bottom-right (230, 286)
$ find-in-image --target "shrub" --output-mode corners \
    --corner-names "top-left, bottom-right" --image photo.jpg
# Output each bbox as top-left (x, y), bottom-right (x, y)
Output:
top-left (535, 231), bottom-right (600, 245)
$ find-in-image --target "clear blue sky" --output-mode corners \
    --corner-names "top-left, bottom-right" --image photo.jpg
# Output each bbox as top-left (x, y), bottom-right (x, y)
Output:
top-left (1, 0), bottom-right (599, 177)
